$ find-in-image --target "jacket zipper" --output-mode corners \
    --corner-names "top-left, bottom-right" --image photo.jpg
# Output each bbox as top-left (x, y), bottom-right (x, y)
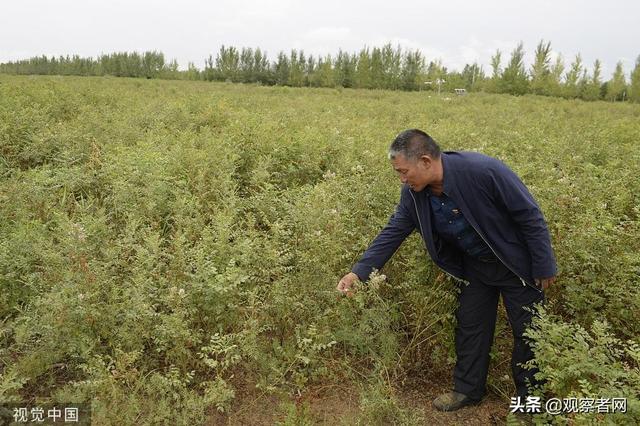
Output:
top-left (410, 188), bottom-right (541, 293)
top-left (409, 189), bottom-right (470, 285)
top-left (446, 193), bottom-right (543, 293)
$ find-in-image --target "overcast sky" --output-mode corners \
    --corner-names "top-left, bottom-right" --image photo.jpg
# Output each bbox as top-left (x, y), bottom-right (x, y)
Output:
top-left (2, 0), bottom-right (638, 78)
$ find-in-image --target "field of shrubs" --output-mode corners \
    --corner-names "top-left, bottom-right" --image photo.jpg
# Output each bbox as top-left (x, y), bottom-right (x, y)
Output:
top-left (1, 74), bottom-right (639, 424)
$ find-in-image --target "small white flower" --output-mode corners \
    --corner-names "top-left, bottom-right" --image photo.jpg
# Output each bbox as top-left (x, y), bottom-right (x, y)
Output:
top-left (322, 170), bottom-right (336, 180)
top-left (70, 223), bottom-right (86, 242)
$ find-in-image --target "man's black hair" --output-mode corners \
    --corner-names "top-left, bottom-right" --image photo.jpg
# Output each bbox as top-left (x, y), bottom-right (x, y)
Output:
top-left (389, 129), bottom-right (441, 161)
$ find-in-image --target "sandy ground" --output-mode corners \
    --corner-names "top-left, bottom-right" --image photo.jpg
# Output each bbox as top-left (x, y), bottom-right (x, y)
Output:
top-left (208, 374), bottom-right (512, 425)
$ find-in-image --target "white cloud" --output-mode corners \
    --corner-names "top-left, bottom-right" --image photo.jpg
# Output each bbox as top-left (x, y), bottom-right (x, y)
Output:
top-left (367, 36), bottom-right (446, 65)
top-left (237, 0), bottom-right (293, 19)
top-left (304, 27), bottom-right (352, 42)
top-left (290, 27), bottom-right (356, 57)
top-left (459, 36), bottom-right (483, 64)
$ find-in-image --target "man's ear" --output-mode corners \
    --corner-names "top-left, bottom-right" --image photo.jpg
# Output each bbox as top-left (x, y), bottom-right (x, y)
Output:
top-left (419, 155), bottom-right (432, 168)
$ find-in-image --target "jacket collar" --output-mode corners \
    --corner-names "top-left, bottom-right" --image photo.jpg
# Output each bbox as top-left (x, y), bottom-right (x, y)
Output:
top-left (425, 152), bottom-right (456, 196)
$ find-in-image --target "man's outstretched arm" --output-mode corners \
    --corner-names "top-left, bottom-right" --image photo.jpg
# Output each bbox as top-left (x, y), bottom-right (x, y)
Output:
top-left (337, 199), bottom-right (415, 294)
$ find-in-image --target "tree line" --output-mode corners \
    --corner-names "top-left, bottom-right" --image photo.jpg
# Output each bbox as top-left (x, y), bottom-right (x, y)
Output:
top-left (1, 42), bottom-right (639, 102)
top-left (0, 51), bottom-right (189, 80)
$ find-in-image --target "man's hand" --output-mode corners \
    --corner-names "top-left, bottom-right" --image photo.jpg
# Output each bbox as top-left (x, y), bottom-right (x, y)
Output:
top-left (337, 272), bottom-right (359, 296)
top-left (534, 276), bottom-right (556, 290)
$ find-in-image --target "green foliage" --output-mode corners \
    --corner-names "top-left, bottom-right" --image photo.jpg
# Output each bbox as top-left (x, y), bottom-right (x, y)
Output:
top-left (276, 399), bottom-right (315, 426)
top-left (460, 62), bottom-right (484, 91)
top-left (2, 45), bottom-right (638, 102)
top-left (491, 49), bottom-right (502, 79)
top-left (526, 307), bottom-right (640, 424)
top-left (628, 56), bottom-right (640, 103)
top-left (499, 42), bottom-right (530, 95)
top-left (548, 54), bottom-right (566, 97)
top-left (356, 380), bottom-right (424, 425)
top-left (581, 59), bottom-right (603, 101)
top-left (564, 54), bottom-right (584, 99)
top-left (606, 61), bottom-right (628, 101)
top-left (0, 75), bottom-right (639, 423)
top-left (214, 45), bottom-right (241, 82)
top-left (530, 40), bottom-right (553, 96)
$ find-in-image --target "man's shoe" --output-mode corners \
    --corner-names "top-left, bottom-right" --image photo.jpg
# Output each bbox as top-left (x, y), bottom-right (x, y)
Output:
top-left (432, 391), bottom-right (481, 412)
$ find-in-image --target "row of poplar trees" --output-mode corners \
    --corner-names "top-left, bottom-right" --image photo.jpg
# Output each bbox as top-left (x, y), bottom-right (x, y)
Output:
top-left (1, 42), bottom-right (639, 102)
top-left (0, 51), bottom-right (188, 80)
top-left (202, 44), bottom-right (431, 91)
top-left (202, 42), bottom-right (639, 102)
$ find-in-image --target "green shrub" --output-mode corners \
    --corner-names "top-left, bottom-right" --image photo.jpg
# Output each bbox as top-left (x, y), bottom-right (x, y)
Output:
top-left (526, 306), bottom-right (640, 424)
top-left (1, 74), bottom-right (638, 423)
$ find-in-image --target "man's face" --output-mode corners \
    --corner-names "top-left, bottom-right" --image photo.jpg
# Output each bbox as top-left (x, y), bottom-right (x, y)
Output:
top-left (391, 153), bottom-right (432, 192)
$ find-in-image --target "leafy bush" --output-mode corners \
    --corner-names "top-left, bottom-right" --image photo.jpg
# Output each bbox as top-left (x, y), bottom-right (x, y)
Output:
top-left (1, 74), bottom-right (638, 423)
top-left (526, 306), bottom-right (640, 424)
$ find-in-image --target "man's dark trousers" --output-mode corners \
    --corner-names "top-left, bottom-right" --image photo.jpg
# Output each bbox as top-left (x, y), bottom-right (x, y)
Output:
top-left (453, 254), bottom-right (545, 401)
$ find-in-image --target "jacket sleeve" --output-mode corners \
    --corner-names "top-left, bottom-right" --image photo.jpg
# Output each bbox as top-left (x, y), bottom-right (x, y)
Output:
top-left (351, 194), bottom-right (416, 281)
top-left (490, 162), bottom-right (557, 279)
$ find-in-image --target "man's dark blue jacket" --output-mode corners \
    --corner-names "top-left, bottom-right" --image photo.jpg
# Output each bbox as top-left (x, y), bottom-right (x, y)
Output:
top-left (352, 151), bottom-right (556, 286)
